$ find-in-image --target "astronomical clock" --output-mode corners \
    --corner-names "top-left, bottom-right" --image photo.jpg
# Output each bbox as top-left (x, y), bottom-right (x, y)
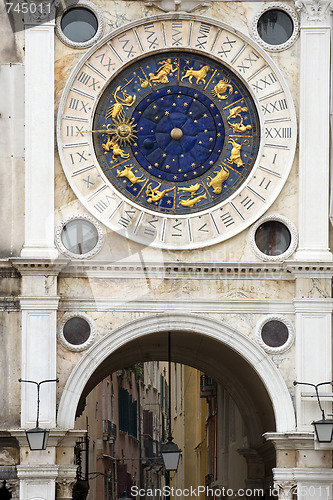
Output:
top-left (57, 14), bottom-right (296, 249)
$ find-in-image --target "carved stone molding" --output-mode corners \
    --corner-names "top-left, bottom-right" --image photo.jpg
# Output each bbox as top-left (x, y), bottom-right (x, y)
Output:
top-left (56, 477), bottom-right (76, 499)
top-left (144, 0), bottom-right (210, 12)
top-left (295, 0), bottom-right (333, 25)
top-left (273, 481), bottom-right (297, 500)
top-left (6, 479), bottom-right (20, 499)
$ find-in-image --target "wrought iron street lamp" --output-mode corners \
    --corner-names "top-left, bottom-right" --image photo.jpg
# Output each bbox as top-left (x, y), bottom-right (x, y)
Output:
top-left (294, 381), bottom-right (333, 443)
top-left (161, 332), bottom-right (181, 472)
top-left (19, 378), bottom-right (59, 450)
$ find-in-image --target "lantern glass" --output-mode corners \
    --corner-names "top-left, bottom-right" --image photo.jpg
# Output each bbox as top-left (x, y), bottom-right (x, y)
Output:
top-left (313, 420), bottom-right (333, 443)
top-left (26, 427), bottom-right (49, 450)
top-left (161, 440), bottom-right (181, 471)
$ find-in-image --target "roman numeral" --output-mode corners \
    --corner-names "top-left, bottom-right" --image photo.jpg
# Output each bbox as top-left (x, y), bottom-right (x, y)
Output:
top-left (217, 36), bottom-right (236, 58)
top-left (117, 34), bottom-right (136, 58)
top-left (69, 150), bottom-right (89, 164)
top-left (237, 51), bottom-right (259, 73)
top-left (265, 127), bottom-right (292, 139)
top-left (77, 71), bottom-right (99, 90)
top-left (171, 221), bottom-right (182, 236)
top-left (261, 99), bottom-right (288, 115)
top-left (252, 73), bottom-right (277, 93)
top-left (66, 126), bottom-right (84, 137)
top-left (240, 196), bottom-right (254, 209)
top-left (94, 194), bottom-right (116, 213)
top-left (95, 52), bottom-right (115, 72)
top-left (118, 210), bottom-right (136, 228)
top-left (144, 24), bottom-right (159, 49)
top-left (220, 212), bottom-right (235, 227)
top-left (69, 98), bottom-right (89, 113)
top-left (195, 23), bottom-right (211, 49)
top-left (258, 177), bottom-right (272, 190)
top-left (172, 21), bottom-right (183, 46)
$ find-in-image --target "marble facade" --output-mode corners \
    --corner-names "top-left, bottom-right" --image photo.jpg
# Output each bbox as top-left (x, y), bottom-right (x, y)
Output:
top-left (1, 0), bottom-right (333, 498)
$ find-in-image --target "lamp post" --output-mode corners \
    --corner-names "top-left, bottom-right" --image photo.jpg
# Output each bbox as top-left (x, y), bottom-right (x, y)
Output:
top-left (294, 381), bottom-right (333, 443)
top-left (19, 378), bottom-right (59, 450)
top-left (161, 332), bottom-right (181, 473)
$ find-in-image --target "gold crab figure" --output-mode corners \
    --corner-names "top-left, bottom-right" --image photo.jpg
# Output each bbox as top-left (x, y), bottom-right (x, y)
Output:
top-left (105, 83), bottom-right (137, 122)
top-left (211, 78), bottom-right (233, 100)
top-left (227, 106), bottom-right (252, 134)
top-left (146, 183), bottom-right (176, 203)
top-left (148, 58), bottom-right (179, 84)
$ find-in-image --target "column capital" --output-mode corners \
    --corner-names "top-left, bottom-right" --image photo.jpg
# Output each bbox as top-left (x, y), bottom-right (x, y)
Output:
top-left (295, 0), bottom-right (333, 26)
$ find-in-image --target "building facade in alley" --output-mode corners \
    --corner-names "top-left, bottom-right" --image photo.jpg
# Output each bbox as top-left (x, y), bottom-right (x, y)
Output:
top-left (0, 0), bottom-right (333, 498)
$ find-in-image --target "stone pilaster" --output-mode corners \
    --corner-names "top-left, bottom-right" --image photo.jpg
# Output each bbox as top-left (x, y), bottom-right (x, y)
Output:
top-left (6, 479), bottom-right (20, 499)
top-left (294, 0), bottom-right (333, 261)
top-left (21, 0), bottom-right (58, 259)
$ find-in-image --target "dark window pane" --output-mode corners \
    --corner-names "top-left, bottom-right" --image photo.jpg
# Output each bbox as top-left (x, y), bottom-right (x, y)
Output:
top-left (61, 8), bottom-right (98, 43)
top-left (255, 221), bottom-right (291, 256)
top-left (261, 320), bottom-right (289, 347)
top-left (63, 317), bottom-right (91, 345)
top-left (257, 9), bottom-right (294, 45)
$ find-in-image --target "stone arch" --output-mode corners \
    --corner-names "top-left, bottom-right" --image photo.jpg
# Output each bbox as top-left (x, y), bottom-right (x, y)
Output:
top-left (57, 313), bottom-right (295, 437)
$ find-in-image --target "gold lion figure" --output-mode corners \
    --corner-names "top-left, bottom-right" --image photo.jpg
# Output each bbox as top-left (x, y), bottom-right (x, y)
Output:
top-left (211, 78), bottom-right (233, 100)
top-left (181, 65), bottom-right (210, 85)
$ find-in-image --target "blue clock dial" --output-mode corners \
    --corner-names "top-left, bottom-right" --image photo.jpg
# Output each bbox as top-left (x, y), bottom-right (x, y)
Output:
top-left (93, 52), bottom-right (260, 216)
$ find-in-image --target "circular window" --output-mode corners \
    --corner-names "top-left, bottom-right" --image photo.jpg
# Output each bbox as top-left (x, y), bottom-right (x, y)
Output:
top-left (56, 0), bottom-right (104, 49)
top-left (61, 8), bottom-right (98, 43)
top-left (261, 320), bottom-right (289, 347)
top-left (55, 214), bottom-right (105, 259)
top-left (249, 214), bottom-right (298, 261)
top-left (58, 312), bottom-right (96, 351)
top-left (255, 221), bottom-right (291, 256)
top-left (255, 316), bottom-right (294, 354)
top-left (252, 3), bottom-right (299, 52)
top-left (63, 317), bottom-right (91, 345)
top-left (257, 10), bottom-right (293, 46)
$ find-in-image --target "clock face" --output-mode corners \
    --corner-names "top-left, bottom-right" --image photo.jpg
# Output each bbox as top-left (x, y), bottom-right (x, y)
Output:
top-left (58, 15), bottom-right (296, 249)
top-left (93, 52), bottom-right (260, 217)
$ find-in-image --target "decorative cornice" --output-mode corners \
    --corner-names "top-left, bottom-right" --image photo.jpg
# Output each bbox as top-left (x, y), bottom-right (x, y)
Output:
top-left (3, 259), bottom-right (333, 280)
top-left (295, 0), bottom-right (333, 25)
top-left (264, 432), bottom-right (315, 449)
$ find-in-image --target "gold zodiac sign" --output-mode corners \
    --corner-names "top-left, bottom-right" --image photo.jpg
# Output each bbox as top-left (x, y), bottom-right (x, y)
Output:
top-left (146, 183), bottom-right (176, 203)
top-left (227, 139), bottom-right (244, 168)
top-left (181, 65), bottom-right (210, 85)
top-left (102, 138), bottom-right (130, 161)
top-left (211, 78), bottom-right (233, 100)
top-left (207, 165), bottom-right (230, 194)
top-left (178, 183), bottom-right (201, 196)
top-left (179, 193), bottom-right (207, 207)
top-left (116, 165), bottom-right (144, 185)
top-left (105, 83), bottom-right (137, 121)
top-left (148, 58), bottom-right (179, 84)
top-left (227, 106), bottom-right (252, 134)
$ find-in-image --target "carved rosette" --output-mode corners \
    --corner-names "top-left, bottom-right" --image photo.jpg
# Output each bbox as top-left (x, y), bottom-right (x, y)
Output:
top-left (274, 481), bottom-right (297, 500)
top-left (56, 477), bottom-right (76, 499)
top-left (295, 0), bottom-right (333, 25)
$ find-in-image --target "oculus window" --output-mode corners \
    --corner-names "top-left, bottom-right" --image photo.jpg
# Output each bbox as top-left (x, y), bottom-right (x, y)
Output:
top-left (249, 214), bottom-right (298, 261)
top-left (252, 3), bottom-right (299, 52)
top-left (55, 214), bottom-right (105, 259)
top-left (255, 316), bottom-right (294, 354)
top-left (58, 313), bottom-right (96, 351)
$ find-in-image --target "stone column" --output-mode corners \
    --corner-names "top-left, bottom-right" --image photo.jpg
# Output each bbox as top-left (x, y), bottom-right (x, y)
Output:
top-left (56, 477), bottom-right (76, 500)
top-left (21, 1), bottom-right (58, 259)
top-left (294, 0), bottom-right (333, 261)
top-left (17, 465), bottom-right (59, 500)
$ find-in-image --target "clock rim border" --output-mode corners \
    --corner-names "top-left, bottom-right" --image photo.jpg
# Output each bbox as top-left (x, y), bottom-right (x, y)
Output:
top-left (57, 12), bottom-right (297, 249)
